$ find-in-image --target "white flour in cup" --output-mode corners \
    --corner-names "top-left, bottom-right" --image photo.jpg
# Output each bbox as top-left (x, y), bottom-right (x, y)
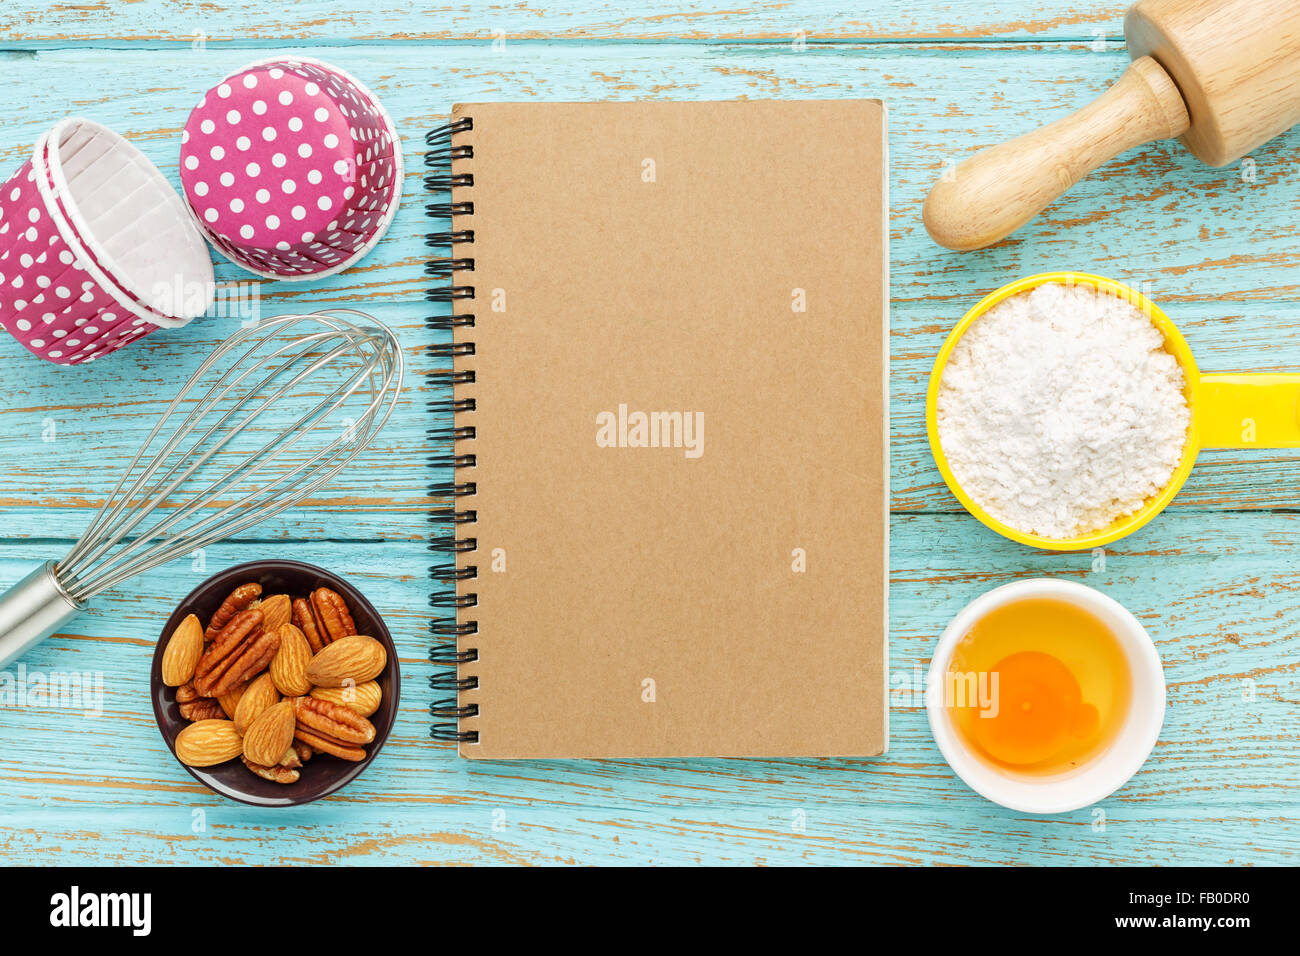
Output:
top-left (936, 281), bottom-right (1191, 540)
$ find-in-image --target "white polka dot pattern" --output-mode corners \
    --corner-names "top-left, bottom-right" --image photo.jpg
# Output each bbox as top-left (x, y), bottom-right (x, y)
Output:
top-left (180, 58), bottom-right (400, 279)
top-left (0, 154), bottom-right (160, 365)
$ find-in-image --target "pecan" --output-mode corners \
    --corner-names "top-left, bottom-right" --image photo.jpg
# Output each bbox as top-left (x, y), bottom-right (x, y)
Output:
top-left (177, 682), bottom-right (226, 721)
top-left (278, 746), bottom-right (302, 770)
top-left (293, 726), bottom-right (366, 762)
top-left (210, 631), bottom-right (278, 698)
top-left (196, 608), bottom-right (263, 690)
top-left (293, 696), bottom-right (375, 745)
top-left (241, 756), bottom-right (300, 784)
top-left (310, 587), bottom-right (357, 645)
top-left (291, 740), bottom-right (314, 764)
top-left (292, 597), bottom-right (326, 653)
top-left (194, 608), bottom-right (278, 697)
top-left (179, 698), bottom-right (225, 722)
top-left (205, 582), bottom-right (262, 641)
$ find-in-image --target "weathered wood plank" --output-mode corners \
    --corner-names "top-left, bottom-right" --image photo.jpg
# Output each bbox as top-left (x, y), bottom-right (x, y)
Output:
top-left (1, 45), bottom-right (1299, 532)
top-left (0, 807), bottom-right (1290, 866)
top-left (1, 43), bottom-right (1294, 309)
top-left (0, 511), bottom-right (1293, 865)
top-left (0, 2), bottom-right (1128, 45)
top-left (0, 13), bottom-right (1295, 867)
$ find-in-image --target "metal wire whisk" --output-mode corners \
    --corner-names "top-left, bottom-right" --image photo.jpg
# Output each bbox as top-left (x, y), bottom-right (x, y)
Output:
top-left (0, 310), bottom-right (404, 667)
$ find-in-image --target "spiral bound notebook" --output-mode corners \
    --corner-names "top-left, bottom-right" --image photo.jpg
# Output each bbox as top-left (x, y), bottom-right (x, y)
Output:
top-left (425, 100), bottom-right (889, 759)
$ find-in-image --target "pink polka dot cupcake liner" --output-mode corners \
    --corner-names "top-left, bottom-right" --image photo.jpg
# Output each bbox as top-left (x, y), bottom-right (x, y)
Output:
top-left (0, 118), bottom-right (214, 365)
top-left (180, 56), bottom-right (403, 281)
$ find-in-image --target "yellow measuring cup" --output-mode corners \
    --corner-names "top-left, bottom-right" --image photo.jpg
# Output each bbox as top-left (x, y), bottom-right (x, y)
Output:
top-left (926, 271), bottom-right (1300, 551)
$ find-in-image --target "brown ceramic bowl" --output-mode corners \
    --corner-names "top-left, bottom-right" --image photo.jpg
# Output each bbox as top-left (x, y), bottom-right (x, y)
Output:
top-left (151, 560), bottom-right (400, 806)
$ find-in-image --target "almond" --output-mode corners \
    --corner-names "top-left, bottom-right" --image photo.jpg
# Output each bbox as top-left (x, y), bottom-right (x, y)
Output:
top-left (269, 623), bottom-right (313, 697)
top-left (255, 593), bottom-right (293, 632)
top-left (305, 635), bottom-right (387, 687)
top-left (218, 685), bottom-right (244, 719)
top-left (311, 680), bottom-right (382, 717)
top-left (175, 719), bottom-right (243, 767)
top-left (232, 672), bottom-right (279, 734)
top-left (243, 700), bottom-right (296, 767)
top-left (161, 614), bottom-right (203, 687)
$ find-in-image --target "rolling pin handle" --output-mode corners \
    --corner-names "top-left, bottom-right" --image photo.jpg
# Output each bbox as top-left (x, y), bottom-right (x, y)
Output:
top-left (923, 56), bottom-right (1191, 251)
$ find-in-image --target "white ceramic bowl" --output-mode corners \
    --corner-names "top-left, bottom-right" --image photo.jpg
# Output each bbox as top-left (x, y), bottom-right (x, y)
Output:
top-left (925, 578), bottom-right (1166, 814)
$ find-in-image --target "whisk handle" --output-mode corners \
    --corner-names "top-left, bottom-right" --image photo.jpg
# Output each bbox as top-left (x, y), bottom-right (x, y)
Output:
top-left (0, 562), bottom-right (84, 668)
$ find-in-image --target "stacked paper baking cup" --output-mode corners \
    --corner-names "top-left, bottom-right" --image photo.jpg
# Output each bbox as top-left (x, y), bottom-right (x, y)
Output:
top-left (0, 118), bottom-right (215, 365)
top-left (179, 57), bottom-right (404, 280)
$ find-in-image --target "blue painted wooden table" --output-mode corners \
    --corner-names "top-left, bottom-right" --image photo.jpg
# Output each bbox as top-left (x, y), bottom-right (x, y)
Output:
top-left (0, 1), bottom-right (1295, 866)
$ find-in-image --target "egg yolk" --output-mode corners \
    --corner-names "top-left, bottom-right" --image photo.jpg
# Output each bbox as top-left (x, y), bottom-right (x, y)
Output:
top-left (944, 596), bottom-right (1131, 776)
top-left (970, 651), bottom-right (1098, 766)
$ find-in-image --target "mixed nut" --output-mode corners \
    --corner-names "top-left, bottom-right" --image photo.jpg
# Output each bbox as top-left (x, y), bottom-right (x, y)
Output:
top-left (162, 581), bottom-right (388, 784)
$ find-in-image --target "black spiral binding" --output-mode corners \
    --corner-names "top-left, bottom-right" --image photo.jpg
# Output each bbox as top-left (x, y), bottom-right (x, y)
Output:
top-left (425, 117), bottom-right (480, 743)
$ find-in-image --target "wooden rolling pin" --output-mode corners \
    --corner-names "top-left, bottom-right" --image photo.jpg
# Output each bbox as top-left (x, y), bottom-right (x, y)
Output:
top-left (924, 0), bottom-right (1300, 251)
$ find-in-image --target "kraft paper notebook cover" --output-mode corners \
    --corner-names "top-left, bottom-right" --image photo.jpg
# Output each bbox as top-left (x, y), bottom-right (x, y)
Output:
top-left (425, 100), bottom-right (889, 759)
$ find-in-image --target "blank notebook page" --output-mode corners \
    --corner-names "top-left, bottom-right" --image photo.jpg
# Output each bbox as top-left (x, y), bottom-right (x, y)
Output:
top-left (447, 99), bottom-right (888, 758)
